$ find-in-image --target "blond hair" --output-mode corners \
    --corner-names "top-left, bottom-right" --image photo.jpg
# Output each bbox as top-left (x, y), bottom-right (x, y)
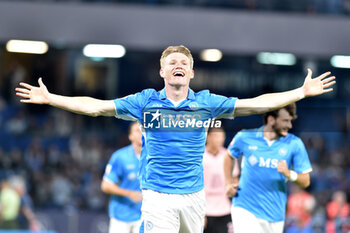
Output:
top-left (160, 45), bottom-right (194, 69)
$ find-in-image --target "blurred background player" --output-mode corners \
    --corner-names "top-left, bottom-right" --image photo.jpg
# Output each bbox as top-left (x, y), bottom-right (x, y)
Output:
top-left (203, 127), bottom-right (239, 233)
top-left (0, 177), bottom-right (21, 229)
top-left (9, 175), bottom-right (41, 231)
top-left (224, 103), bottom-right (312, 233)
top-left (285, 184), bottom-right (316, 233)
top-left (101, 121), bottom-right (143, 233)
top-left (325, 190), bottom-right (350, 233)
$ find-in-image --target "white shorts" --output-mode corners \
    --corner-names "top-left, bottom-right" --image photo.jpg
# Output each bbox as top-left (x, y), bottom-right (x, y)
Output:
top-left (231, 206), bottom-right (284, 233)
top-left (109, 217), bottom-right (142, 233)
top-left (141, 189), bottom-right (206, 233)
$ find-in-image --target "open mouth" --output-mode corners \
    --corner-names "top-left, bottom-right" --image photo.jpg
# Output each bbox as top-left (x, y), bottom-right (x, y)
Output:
top-left (173, 71), bottom-right (185, 77)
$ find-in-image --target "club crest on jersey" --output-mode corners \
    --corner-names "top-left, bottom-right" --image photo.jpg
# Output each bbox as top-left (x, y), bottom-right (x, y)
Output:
top-left (278, 148), bottom-right (288, 156)
top-left (248, 155), bottom-right (258, 166)
top-left (189, 102), bottom-right (199, 110)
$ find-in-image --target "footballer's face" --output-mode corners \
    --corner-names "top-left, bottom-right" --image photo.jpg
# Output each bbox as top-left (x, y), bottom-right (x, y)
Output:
top-left (159, 52), bottom-right (194, 88)
top-left (129, 123), bottom-right (142, 147)
top-left (206, 130), bottom-right (225, 149)
top-left (272, 109), bottom-right (293, 137)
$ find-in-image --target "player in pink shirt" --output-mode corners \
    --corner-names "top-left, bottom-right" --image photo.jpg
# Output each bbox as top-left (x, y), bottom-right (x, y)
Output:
top-left (203, 127), bottom-right (239, 233)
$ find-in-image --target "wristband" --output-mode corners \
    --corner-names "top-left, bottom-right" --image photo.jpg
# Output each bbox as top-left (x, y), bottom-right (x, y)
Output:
top-left (297, 88), bottom-right (305, 100)
top-left (289, 170), bottom-right (298, 182)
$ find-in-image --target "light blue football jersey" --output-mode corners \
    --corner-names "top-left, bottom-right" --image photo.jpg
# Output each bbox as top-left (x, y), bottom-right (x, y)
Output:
top-left (228, 126), bottom-right (312, 222)
top-left (103, 144), bottom-right (141, 222)
top-left (114, 88), bottom-right (237, 194)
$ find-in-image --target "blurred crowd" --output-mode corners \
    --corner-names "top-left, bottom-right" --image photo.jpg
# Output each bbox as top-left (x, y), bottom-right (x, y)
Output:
top-left (287, 132), bottom-right (350, 233)
top-left (0, 104), bottom-right (121, 212)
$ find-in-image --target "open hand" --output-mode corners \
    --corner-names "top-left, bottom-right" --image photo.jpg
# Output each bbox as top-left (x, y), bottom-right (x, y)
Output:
top-left (15, 78), bottom-right (50, 104)
top-left (302, 69), bottom-right (336, 97)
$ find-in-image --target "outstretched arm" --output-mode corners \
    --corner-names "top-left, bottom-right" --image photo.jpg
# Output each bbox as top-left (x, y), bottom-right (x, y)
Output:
top-left (234, 69), bottom-right (336, 116)
top-left (16, 78), bottom-right (116, 117)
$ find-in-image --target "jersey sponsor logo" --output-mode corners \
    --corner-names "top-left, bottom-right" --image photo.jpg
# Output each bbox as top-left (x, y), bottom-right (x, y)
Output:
top-left (152, 103), bottom-right (163, 107)
top-left (248, 145), bottom-right (258, 150)
top-left (258, 157), bottom-right (279, 168)
top-left (143, 110), bottom-right (221, 129)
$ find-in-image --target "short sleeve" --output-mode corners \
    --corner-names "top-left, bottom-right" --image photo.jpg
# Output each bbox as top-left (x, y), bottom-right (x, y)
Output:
top-left (114, 89), bottom-right (154, 121)
top-left (208, 93), bottom-right (237, 119)
top-left (291, 138), bottom-right (312, 174)
top-left (227, 131), bottom-right (244, 159)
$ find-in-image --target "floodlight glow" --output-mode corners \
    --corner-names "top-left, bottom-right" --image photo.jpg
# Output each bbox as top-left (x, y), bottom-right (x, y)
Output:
top-left (330, 55), bottom-right (350, 69)
top-left (257, 52), bottom-right (296, 66)
top-left (83, 44), bottom-right (126, 58)
top-left (6, 40), bottom-right (48, 54)
top-left (200, 49), bottom-right (222, 62)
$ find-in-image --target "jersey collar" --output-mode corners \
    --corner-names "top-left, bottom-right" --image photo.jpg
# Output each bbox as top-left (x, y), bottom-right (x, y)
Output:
top-left (159, 88), bottom-right (195, 100)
